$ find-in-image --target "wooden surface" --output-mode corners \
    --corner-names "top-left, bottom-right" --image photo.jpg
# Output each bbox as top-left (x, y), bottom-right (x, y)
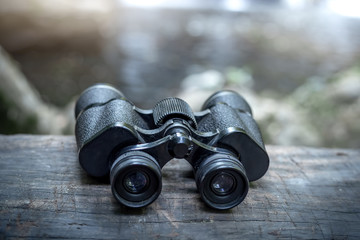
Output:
top-left (0, 135), bottom-right (359, 239)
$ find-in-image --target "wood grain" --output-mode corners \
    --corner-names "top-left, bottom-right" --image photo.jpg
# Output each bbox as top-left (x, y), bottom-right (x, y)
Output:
top-left (0, 135), bottom-right (359, 239)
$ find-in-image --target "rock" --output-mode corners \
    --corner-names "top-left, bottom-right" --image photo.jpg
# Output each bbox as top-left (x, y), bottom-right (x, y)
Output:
top-left (327, 67), bottom-right (360, 102)
top-left (181, 70), bottom-right (225, 92)
top-left (178, 70), bottom-right (225, 111)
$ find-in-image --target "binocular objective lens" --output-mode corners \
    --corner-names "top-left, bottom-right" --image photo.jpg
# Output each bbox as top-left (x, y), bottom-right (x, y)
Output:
top-left (124, 171), bottom-right (149, 194)
top-left (110, 151), bottom-right (162, 208)
top-left (195, 154), bottom-right (249, 210)
top-left (211, 172), bottom-right (235, 195)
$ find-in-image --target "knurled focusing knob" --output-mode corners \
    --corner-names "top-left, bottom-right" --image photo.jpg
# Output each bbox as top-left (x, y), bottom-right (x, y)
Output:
top-left (153, 98), bottom-right (197, 129)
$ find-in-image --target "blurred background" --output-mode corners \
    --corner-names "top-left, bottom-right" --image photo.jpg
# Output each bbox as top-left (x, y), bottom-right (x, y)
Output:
top-left (0, 0), bottom-right (359, 148)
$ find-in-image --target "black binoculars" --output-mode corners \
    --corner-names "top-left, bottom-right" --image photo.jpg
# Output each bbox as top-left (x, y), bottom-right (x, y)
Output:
top-left (75, 84), bottom-right (269, 210)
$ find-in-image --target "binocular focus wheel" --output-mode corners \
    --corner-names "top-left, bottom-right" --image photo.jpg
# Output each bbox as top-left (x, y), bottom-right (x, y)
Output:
top-left (195, 154), bottom-right (249, 210)
top-left (110, 151), bottom-right (162, 208)
top-left (153, 98), bottom-right (197, 129)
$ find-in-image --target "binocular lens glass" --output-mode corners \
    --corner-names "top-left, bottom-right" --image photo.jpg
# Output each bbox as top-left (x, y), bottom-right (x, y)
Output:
top-left (211, 172), bottom-right (235, 196)
top-left (124, 171), bottom-right (149, 194)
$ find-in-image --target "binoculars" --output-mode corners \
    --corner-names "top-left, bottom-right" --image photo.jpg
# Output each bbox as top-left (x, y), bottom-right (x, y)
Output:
top-left (75, 84), bottom-right (269, 210)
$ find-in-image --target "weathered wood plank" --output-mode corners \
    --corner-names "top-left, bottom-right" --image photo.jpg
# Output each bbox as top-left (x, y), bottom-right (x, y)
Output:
top-left (0, 135), bottom-right (359, 239)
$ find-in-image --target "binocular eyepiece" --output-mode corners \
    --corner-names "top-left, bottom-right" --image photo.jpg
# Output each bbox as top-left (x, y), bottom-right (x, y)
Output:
top-left (75, 84), bottom-right (269, 210)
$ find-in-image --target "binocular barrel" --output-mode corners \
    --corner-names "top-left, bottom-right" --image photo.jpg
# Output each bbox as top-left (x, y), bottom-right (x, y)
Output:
top-left (75, 84), bottom-right (269, 210)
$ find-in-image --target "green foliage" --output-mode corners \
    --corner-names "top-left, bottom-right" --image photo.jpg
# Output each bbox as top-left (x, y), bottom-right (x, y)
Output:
top-left (0, 91), bottom-right (38, 134)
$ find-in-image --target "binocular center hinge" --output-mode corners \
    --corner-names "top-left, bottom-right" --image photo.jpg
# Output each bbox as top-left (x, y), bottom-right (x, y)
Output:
top-left (168, 132), bottom-right (193, 159)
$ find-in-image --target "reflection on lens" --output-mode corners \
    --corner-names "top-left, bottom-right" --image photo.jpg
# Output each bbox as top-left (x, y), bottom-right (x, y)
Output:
top-left (211, 172), bottom-right (235, 195)
top-left (124, 171), bottom-right (148, 194)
